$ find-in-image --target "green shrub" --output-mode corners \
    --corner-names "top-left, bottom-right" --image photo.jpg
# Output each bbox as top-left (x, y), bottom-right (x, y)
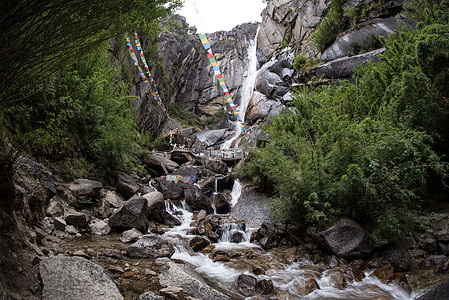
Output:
top-left (312, 0), bottom-right (344, 53)
top-left (242, 13), bottom-right (449, 246)
top-left (293, 53), bottom-right (308, 71)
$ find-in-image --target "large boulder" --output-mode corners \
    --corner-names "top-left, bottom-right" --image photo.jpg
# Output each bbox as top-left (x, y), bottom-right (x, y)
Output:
top-left (157, 178), bottom-right (184, 200)
top-left (115, 172), bottom-right (139, 199)
top-left (17, 156), bottom-right (57, 197)
top-left (142, 191), bottom-right (181, 226)
top-left (39, 255), bottom-right (123, 300)
top-left (313, 219), bottom-right (372, 259)
top-left (198, 156), bottom-right (228, 175)
top-left (159, 259), bottom-right (231, 299)
top-left (143, 152), bottom-right (179, 174)
top-left (195, 129), bottom-right (228, 147)
top-left (314, 48), bottom-right (384, 79)
top-left (365, 244), bottom-right (412, 272)
top-left (102, 190), bottom-right (124, 208)
top-left (214, 193), bottom-right (231, 214)
top-left (245, 91), bottom-right (282, 125)
top-left (108, 197), bottom-right (148, 233)
top-left (89, 220), bottom-right (111, 236)
top-left (127, 234), bottom-right (174, 258)
top-left (69, 179), bottom-right (102, 199)
top-left (236, 274), bottom-right (257, 296)
top-left (321, 18), bottom-right (414, 62)
top-left (65, 211), bottom-right (89, 227)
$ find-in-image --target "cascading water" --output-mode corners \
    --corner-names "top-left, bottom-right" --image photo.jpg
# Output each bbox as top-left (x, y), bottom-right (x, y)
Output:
top-left (230, 179), bottom-right (242, 208)
top-left (222, 27), bottom-right (260, 149)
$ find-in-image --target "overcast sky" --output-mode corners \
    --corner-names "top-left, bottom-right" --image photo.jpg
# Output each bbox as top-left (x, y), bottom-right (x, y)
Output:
top-left (177, 0), bottom-right (266, 33)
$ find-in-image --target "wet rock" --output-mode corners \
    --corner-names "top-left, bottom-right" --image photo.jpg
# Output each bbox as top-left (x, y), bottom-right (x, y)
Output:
top-left (214, 193), bottom-right (231, 214)
top-left (190, 236), bottom-right (211, 252)
top-left (108, 197), bottom-right (148, 233)
top-left (314, 219), bottom-right (372, 259)
top-left (120, 228), bottom-right (143, 243)
top-left (127, 234), bottom-right (174, 258)
top-left (102, 190), bottom-right (124, 208)
top-left (158, 178), bottom-right (185, 200)
top-left (159, 260), bottom-right (231, 299)
top-left (230, 231), bottom-right (244, 244)
top-left (419, 276), bottom-right (449, 300)
top-left (89, 220), bottom-right (110, 236)
top-left (252, 266), bottom-right (265, 275)
top-left (116, 172), bottom-right (139, 199)
top-left (193, 210), bottom-right (207, 221)
top-left (143, 191), bottom-right (181, 226)
top-left (136, 291), bottom-right (165, 300)
top-left (39, 255), bottom-right (123, 300)
top-left (160, 286), bottom-right (184, 299)
top-left (392, 273), bottom-right (412, 295)
top-left (365, 244), bottom-right (412, 272)
top-left (230, 187), bottom-right (272, 228)
top-left (69, 178), bottom-right (102, 199)
top-left (236, 274), bottom-right (257, 296)
top-left (292, 277), bottom-right (320, 295)
top-left (340, 266), bottom-right (365, 282)
top-left (256, 279), bottom-right (274, 295)
top-left (46, 199), bottom-right (64, 217)
top-left (369, 264), bottom-right (394, 284)
top-left (54, 217), bottom-right (66, 231)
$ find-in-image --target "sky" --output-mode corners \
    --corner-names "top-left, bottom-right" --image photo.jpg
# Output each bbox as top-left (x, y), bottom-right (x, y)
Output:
top-left (177, 0), bottom-right (266, 33)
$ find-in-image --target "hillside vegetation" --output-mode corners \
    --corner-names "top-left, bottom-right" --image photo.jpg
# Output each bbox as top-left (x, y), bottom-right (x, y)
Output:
top-left (242, 0), bottom-right (449, 246)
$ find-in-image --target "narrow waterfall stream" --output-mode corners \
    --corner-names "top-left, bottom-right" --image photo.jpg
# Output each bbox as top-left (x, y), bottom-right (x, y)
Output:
top-left (222, 27), bottom-right (260, 149)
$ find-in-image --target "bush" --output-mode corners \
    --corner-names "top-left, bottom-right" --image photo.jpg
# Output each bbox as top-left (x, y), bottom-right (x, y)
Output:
top-left (312, 0), bottom-right (344, 53)
top-left (242, 13), bottom-right (449, 246)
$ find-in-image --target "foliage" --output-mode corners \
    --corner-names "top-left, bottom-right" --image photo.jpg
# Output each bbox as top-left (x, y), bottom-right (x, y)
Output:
top-left (348, 35), bottom-right (383, 56)
top-left (168, 103), bottom-right (227, 130)
top-left (282, 30), bottom-right (292, 48)
top-left (311, 0), bottom-right (344, 53)
top-left (0, 0), bottom-right (181, 100)
top-left (242, 6), bottom-right (449, 246)
top-left (4, 41), bottom-right (149, 178)
top-left (292, 53), bottom-right (319, 71)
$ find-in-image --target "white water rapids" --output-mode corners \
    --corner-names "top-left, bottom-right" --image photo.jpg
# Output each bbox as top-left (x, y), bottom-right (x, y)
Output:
top-left (161, 179), bottom-right (417, 299)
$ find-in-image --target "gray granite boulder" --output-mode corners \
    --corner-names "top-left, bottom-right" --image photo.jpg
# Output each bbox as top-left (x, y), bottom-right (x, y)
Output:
top-left (127, 234), bottom-right (174, 258)
top-left (108, 197), bottom-right (148, 233)
top-left (39, 255), bottom-right (123, 300)
top-left (314, 219), bottom-right (372, 259)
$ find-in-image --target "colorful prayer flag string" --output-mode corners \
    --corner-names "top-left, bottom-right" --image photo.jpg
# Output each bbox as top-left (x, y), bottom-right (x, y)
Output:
top-left (126, 32), bottom-right (178, 147)
top-left (198, 34), bottom-right (253, 146)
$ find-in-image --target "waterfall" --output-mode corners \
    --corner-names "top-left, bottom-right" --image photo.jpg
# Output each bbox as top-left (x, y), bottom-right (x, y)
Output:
top-left (230, 179), bottom-right (242, 208)
top-left (222, 27), bottom-right (260, 149)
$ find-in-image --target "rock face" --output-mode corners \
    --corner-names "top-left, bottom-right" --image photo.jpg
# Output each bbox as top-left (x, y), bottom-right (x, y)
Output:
top-left (108, 197), bottom-right (149, 233)
top-left (314, 48), bottom-right (384, 78)
top-left (127, 234), bottom-right (174, 258)
top-left (39, 255), bottom-right (123, 300)
top-left (314, 219), bottom-right (372, 259)
top-left (321, 18), bottom-right (414, 62)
